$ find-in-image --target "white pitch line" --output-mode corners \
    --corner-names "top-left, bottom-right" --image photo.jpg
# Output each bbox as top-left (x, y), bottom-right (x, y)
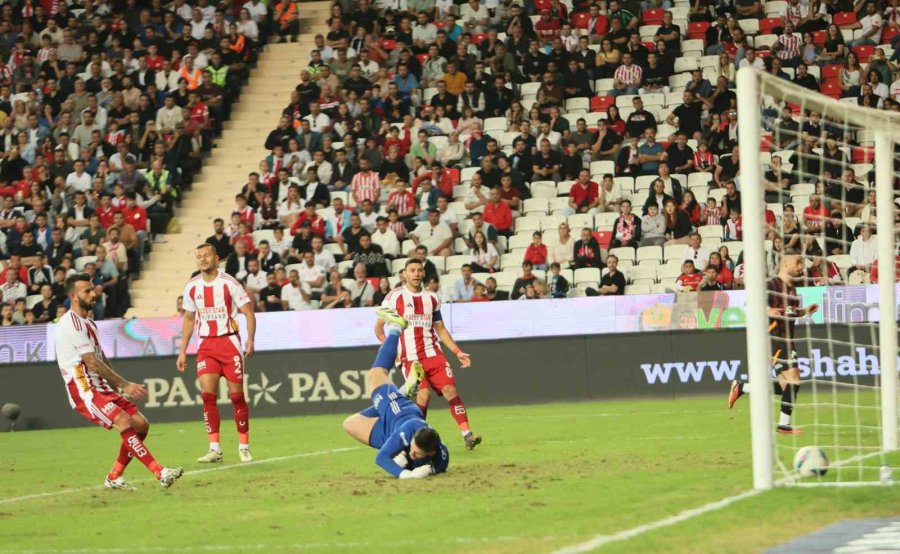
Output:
top-left (552, 449), bottom-right (892, 553)
top-left (0, 446), bottom-right (359, 507)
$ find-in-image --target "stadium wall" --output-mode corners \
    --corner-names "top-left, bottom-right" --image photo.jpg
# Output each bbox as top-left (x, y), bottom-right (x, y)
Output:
top-left (0, 285), bottom-right (896, 365)
top-left (2, 325), bottom-right (895, 431)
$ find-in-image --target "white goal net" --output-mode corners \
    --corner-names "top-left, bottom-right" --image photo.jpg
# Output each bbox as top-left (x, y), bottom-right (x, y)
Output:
top-left (736, 68), bottom-right (898, 489)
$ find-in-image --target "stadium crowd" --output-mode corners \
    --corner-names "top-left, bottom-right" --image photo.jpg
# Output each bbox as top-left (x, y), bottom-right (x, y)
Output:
top-left (0, 0), bottom-right (268, 325)
top-left (206, 0), bottom-right (900, 312)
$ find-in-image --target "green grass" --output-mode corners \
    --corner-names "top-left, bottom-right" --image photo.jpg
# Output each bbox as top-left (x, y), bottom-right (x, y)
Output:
top-left (0, 396), bottom-right (897, 554)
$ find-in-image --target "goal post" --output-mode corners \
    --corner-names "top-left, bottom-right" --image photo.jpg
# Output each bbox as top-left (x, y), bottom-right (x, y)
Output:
top-left (736, 67), bottom-right (898, 489)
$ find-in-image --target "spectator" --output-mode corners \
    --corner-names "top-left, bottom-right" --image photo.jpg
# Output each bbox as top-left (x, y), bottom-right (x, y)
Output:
top-left (524, 232), bottom-right (549, 271)
top-left (484, 276), bottom-right (510, 301)
top-left (1, 268), bottom-right (26, 305)
top-left (675, 260), bottom-right (702, 291)
top-left (409, 208), bottom-right (453, 257)
top-left (321, 270), bottom-right (352, 309)
top-left (468, 230), bottom-right (499, 272)
top-left (482, 188), bottom-right (513, 238)
top-left (610, 200), bottom-right (641, 249)
top-left (258, 273), bottom-right (285, 313)
top-left (348, 264), bottom-right (375, 307)
top-left (225, 240), bottom-right (252, 282)
top-left (512, 261), bottom-right (537, 300)
top-left (596, 255), bottom-right (626, 296)
top-left (699, 265), bottom-right (724, 291)
top-left (572, 227), bottom-right (602, 269)
top-left (566, 169), bottom-right (600, 215)
top-left (453, 264), bottom-right (478, 302)
top-left (640, 204), bottom-right (667, 247)
top-left (205, 218), bottom-right (233, 260)
top-left (611, 52), bottom-right (641, 96)
top-left (349, 234), bottom-right (387, 278)
top-left (849, 225), bottom-right (878, 280)
top-left (281, 269), bottom-right (314, 310)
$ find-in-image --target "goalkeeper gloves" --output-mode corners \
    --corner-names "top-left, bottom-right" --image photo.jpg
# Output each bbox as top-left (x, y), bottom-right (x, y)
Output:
top-left (398, 465), bottom-right (435, 479)
top-left (393, 452), bottom-right (410, 468)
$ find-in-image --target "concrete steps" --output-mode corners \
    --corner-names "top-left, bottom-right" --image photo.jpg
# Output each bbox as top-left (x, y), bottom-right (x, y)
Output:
top-left (126, 1), bottom-right (330, 319)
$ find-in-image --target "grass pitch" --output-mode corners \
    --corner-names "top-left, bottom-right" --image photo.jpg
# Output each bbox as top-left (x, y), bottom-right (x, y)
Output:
top-left (0, 395), bottom-right (897, 554)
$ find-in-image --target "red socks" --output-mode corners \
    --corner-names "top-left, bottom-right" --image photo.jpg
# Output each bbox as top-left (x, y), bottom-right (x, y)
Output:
top-left (447, 395), bottom-right (471, 434)
top-left (120, 428), bottom-right (162, 478)
top-left (108, 429), bottom-right (147, 481)
top-left (202, 392), bottom-right (221, 444)
top-left (230, 392), bottom-right (249, 446)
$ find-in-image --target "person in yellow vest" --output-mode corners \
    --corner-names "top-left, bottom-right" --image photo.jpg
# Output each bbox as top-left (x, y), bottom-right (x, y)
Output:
top-left (274, 0), bottom-right (299, 43)
top-left (179, 55), bottom-right (203, 91)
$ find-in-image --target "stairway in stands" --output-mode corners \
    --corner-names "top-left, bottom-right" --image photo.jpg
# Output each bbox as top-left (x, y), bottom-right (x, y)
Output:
top-left (127, 3), bottom-right (329, 318)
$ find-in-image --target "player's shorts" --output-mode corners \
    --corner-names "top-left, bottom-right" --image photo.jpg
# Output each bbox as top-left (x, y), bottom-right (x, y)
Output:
top-left (771, 336), bottom-right (797, 374)
top-left (402, 354), bottom-right (455, 396)
top-left (197, 334), bottom-right (245, 383)
top-left (71, 390), bottom-right (138, 430)
top-left (365, 384), bottom-right (424, 448)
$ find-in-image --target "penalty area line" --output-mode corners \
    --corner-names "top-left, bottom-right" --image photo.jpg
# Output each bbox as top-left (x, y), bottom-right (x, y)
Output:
top-left (0, 446), bottom-right (359, 507)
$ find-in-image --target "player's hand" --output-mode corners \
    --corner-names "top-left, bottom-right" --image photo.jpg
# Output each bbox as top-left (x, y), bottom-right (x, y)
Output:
top-left (176, 353), bottom-right (187, 373)
top-left (123, 382), bottom-right (147, 402)
top-left (410, 465), bottom-right (434, 478)
top-left (392, 452), bottom-right (409, 468)
top-left (455, 350), bottom-right (472, 368)
top-left (767, 307), bottom-right (783, 317)
top-left (806, 303), bottom-right (819, 316)
top-left (244, 338), bottom-right (254, 358)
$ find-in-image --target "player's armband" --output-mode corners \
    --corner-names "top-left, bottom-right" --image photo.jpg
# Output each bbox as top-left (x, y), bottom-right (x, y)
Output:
top-left (433, 309), bottom-right (443, 322)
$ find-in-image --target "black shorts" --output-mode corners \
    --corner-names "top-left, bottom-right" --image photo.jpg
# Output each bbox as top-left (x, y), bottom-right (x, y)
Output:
top-left (770, 336), bottom-right (796, 373)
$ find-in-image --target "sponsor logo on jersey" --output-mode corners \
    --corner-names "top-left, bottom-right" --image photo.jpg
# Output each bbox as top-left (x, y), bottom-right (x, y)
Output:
top-left (197, 360), bottom-right (207, 370)
top-left (405, 313), bottom-right (433, 327)
top-left (198, 306), bottom-right (229, 320)
top-left (101, 402), bottom-right (118, 415)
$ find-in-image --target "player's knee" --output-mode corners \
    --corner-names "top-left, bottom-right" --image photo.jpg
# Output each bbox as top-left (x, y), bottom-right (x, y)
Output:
top-left (341, 414), bottom-right (358, 435)
top-left (441, 385), bottom-right (458, 399)
top-left (131, 415), bottom-right (150, 435)
top-left (112, 412), bottom-right (134, 431)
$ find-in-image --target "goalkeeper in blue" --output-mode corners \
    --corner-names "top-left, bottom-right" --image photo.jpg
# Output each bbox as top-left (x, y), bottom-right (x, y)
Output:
top-left (342, 307), bottom-right (450, 479)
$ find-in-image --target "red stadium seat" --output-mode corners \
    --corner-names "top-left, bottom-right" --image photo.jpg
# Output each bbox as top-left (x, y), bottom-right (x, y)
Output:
top-left (822, 63), bottom-right (842, 80)
top-left (812, 30), bottom-right (826, 47)
top-left (471, 33), bottom-right (487, 45)
top-left (852, 44), bottom-right (874, 62)
top-left (820, 80), bottom-right (842, 99)
top-left (571, 11), bottom-right (591, 29)
top-left (379, 38), bottom-right (397, 50)
top-left (594, 231), bottom-right (612, 250)
top-left (416, 53), bottom-right (429, 65)
top-left (590, 95), bottom-right (615, 112)
top-left (642, 41), bottom-right (657, 51)
top-left (535, 0), bottom-right (553, 11)
top-left (724, 41), bottom-right (737, 57)
top-left (852, 147), bottom-right (875, 163)
top-left (833, 11), bottom-right (857, 26)
top-left (882, 25), bottom-right (900, 44)
top-left (757, 49), bottom-right (771, 58)
top-left (760, 135), bottom-right (774, 151)
top-left (642, 8), bottom-right (665, 25)
top-left (433, 20), bottom-right (446, 29)
top-left (786, 102), bottom-right (802, 115)
top-left (687, 21), bottom-right (710, 40)
top-left (759, 17), bottom-right (781, 35)
top-left (447, 168), bottom-right (461, 185)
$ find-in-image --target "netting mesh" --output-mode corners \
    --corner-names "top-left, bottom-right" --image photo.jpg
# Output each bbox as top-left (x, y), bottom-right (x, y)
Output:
top-left (743, 71), bottom-right (898, 485)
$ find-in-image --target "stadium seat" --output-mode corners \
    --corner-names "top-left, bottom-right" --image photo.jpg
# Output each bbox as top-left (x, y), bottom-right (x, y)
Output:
top-left (483, 117), bottom-right (508, 133)
top-left (416, 53), bottom-right (430, 66)
top-left (427, 256), bottom-right (447, 274)
top-left (523, 198), bottom-right (550, 215)
top-left (445, 255), bottom-right (472, 273)
top-left (687, 21), bottom-right (710, 40)
top-left (595, 230), bottom-right (612, 250)
top-left (852, 44), bottom-right (874, 62)
top-left (515, 216), bottom-right (541, 233)
top-left (882, 25), bottom-right (900, 44)
top-left (614, 176), bottom-right (635, 195)
top-left (285, 263), bottom-right (304, 276)
top-left (491, 271), bottom-right (518, 289)
top-left (635, 175), bottom-right (657, 192)
top-left (568, 214), bottom-right (594, 230)
top-left (698, 225), bottom-right (724, 241)
top-left (337, 260), bottom-right (354, 275)
top-left (590, 95), bottom-right (615, 112)
top-left (574, 267), bottom-right (601, 285)
top-left (549, 197), bottom-right (570, 213)
top-left (590, 160), bottom-right (616, 175)
top-left (642, 8), bottom-right (665, 25)
top-left (595, 212), bottom-right (619, 230)
top-left (75, 256), bottom-right (98, 271)
top-left (540, 215), bottom-right (567, 231)
top-left (688, 172), bottom-right (713, 189)
top-left (629, 264), bottom-right (658, 283)
top-left (658, 263), bottom-right (683, 280)
top-left (790, 183), bottom-right (816, 196)
top-left (521, 81), bottom-right (541, 96)
top-left (625, 283), bottom-right (652, 295)
top-left (852, 147), bottom-right (875, 163)
top-left (708, 188), bottom-right (726, 205)
top-left (738, 18), bottom-right (759, 35)
top-left (454, 238), bottom-right (468, 254)
top-left (759, 17), bottom-right (781, 35)
top-left (531, 181), bottom-right (559, 199)
top-left (615, 94), bottom-right (639, 107)
top-left (565, 97), bottom-right (590, 113)
top-left (819, 80), bottom-right (842, 99)
top-left (754, 34), bottom-right (778, 49)
top-left (460, 166), bottom-right (480, 183)
top-left (642, 93), bottom-right (666, 108)
top-left (722, 241), bottom-right (744, 259)
top-left (636, 246), bottom-right (663, 264)
top-left (252, 229), bottom-right (276, 245)
top-left (833, 11), bottom-right (857, 26)
top-left (557, 181), bottom-right (574, 197)
top-left (609, 246), bottom-right (636, 264)
top-left (764, 0), bottom-right (788, 15)
top-left (663, 244), bottom-right (688, 262)
top-left (508, 233), bottom-right (532, 250)
top-left (25, 295), bottom-right (42, 310)
top-left (500, 252), bottom-right (523, 270)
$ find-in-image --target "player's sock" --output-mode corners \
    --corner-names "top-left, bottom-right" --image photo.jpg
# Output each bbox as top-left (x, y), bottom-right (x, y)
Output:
top-left (773, 382), bottom-right (784, 396)
top-left (372, 331), bottom-right (400, 370)
top-left (447, 395), bottom-right (471, 435)
top-left (230, 392), bottom-right (250, 448)
top-left (780, 384), bottom-right (799, 426)
top-left (107, 428), bottom-right (147, 480)
top-left (120, 428), bottom-right (163, 478)
top-left (201, 392), bottom-right (221, 451)
top-left (741, 383), bottom-right (751, 394)
top-left (417, 403), bottom-right (428, 419)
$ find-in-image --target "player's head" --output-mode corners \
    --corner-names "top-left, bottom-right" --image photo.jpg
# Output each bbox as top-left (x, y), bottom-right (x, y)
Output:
top-left (410, 427), bottom-right (440, 460)
top-left (66, 272), bottom-right (97, 311)
top-left (780, 254), bottom-right (805, 279)
top-left (194, 243), bottom-right (218, 272)
top-left (404, 258), bottom-right (425, 289)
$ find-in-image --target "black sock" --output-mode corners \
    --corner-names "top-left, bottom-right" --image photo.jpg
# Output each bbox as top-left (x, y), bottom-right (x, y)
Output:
top-left (773, 381), bottom-right (784, 396)
top-left (780, 384), bottom-right (799, 418)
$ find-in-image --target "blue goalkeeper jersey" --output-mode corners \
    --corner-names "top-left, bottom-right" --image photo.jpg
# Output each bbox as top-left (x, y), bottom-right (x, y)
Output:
top-left (368, 384), bottom-right (450, 477)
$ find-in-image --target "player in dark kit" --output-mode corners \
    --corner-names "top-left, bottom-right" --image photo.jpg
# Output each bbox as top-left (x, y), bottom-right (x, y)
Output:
top-left (342, 307), bottom-right (449, 478)
top-left (728, 255), bottom-right (819, 434)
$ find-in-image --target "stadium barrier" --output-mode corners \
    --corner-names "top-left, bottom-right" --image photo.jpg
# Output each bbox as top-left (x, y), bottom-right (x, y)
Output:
top-left (0, 285), bottom-right (896, 365)
top-left (1, 325), bottom-right (894, 431)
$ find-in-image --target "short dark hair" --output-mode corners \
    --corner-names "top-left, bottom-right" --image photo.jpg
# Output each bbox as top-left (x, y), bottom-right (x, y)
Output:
top-left (65, 272), bottom-right (91, 295)
top-left (196, 243), bottom-right (217, 255)
top-left (405, 258), bottom-right (424, 269)
top-left (413, 426), bottom-right (440, 454)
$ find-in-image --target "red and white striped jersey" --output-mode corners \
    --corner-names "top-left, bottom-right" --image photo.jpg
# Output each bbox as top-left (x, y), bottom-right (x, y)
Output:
top-left (382, 286), bottom-right (443, 362)
top-left (182, 271), bottom-right (251, 339)
top-left (776, 34), bottom-right (802, 61)
top-left (55, 310), bottom-right (115, 396)
top-left (387, 190), bottom-right (415, 214)
top-left (614, 63), bottom-right (642, 86)
top-left (351, 171), bottom-right (381, 204)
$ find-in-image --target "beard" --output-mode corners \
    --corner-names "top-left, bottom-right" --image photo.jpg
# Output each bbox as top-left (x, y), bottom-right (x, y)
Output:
top-left (77, 295), bottom-right (96, 311)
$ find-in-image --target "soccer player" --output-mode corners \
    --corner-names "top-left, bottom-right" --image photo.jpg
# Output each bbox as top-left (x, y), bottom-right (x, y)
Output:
top-left (55, 273), bottom-right (183, 489)
top-left (728, 255), bottom-right (819, 434)
top-left (343, 307), bottom-right (449, 478)
top-left (375, 258), bottom-right (482, 450)
top-left (177, 243), bottom-right (257, 463)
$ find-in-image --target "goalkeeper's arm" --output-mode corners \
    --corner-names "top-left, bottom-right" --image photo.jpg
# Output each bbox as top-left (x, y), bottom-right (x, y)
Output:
top-left (375, 437), bottom-right (433, 479)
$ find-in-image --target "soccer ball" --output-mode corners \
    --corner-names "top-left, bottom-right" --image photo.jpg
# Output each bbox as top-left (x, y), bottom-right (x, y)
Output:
top-left (794, 446), bottom-right (829, 477)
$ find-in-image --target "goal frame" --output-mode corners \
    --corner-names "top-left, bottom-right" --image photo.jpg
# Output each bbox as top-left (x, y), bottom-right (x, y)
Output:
top-left (736, 67), bottom-right (898, 490)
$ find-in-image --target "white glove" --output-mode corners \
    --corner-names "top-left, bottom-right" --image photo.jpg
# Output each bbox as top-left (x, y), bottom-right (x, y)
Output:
top-left (393, 452), bottom-right (409, 468)
top-left (410, 464), bottom-right (434, 478)
top-left (398, 470), bottom-right (415, 479)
